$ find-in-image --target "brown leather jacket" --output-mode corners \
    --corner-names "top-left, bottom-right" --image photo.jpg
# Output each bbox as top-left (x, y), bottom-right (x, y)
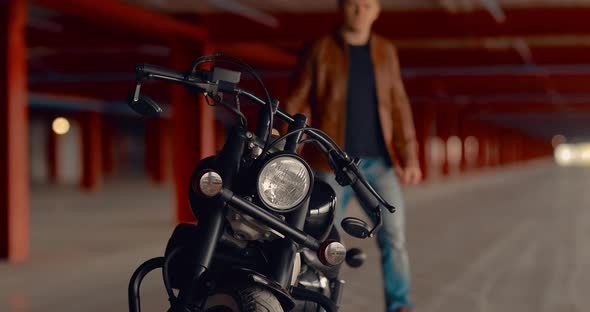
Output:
top-left (284, 31), bottom-right (419, 171)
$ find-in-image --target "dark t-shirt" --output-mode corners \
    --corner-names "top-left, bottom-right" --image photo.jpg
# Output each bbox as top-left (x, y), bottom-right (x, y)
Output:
top-left (344, 43), bottom-right (390, 160)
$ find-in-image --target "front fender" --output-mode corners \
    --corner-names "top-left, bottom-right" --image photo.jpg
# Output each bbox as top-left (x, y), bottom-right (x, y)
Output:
top-left (220, 267), bottom-right (296, 311)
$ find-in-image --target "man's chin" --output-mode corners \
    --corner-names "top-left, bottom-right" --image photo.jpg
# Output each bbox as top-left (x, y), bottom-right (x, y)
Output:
top-left (343, 24), bottom-right (367, 33)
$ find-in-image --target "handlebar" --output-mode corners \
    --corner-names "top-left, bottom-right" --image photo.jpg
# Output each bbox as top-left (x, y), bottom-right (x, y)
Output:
top-left (137, 64), bottom-right (186, 81)
top-left (349, 166), bottom-right (396, 214)
top-left (350, 175), bottom-right (382, 213)
top-left (131, 62), bottom-right (396, 218)
top-left (135, 63), bottom-right (301, 127)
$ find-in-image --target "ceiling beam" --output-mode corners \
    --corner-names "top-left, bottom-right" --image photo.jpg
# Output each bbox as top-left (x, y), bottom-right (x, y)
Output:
top-left (392, 35), bottom-right (590, 50)
top-left (32, 0), bottom-right (208, 41)
top-left (477, 0), bottom-right (506, 23)
top-left (411, 93), bottom-right (590, 105)
top-left (196, 8), bottom-right (590, 42)
top-left (205, 0), bottom-right (278, 28)
top-left (211, 42), bottom-right (295, 68)
top-left (402, 63), bottom-right (590, 77)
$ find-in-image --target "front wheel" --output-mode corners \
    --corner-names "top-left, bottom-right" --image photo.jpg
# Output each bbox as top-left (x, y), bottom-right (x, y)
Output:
top-left (204, 286), bottom-right (284, 312)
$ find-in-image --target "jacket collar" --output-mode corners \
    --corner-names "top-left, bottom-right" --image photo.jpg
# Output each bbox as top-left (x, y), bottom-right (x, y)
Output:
top-left (332, 28), bottom-right (377, 49)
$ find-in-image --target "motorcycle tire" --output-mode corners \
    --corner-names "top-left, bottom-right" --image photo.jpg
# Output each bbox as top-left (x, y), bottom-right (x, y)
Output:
top-left (204, 286), bottom-right (284, 312)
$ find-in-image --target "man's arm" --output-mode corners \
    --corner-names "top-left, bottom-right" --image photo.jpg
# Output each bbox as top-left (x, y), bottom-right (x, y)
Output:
top-left (389, 43), bottom-right (422, 183)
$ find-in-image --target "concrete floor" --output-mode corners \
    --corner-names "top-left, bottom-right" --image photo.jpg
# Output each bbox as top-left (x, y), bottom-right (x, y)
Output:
top-left (2, 160), bottom-right (590, 312)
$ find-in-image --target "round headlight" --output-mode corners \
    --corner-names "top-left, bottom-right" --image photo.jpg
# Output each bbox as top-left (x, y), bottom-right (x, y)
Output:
top-left (257, 155), bottom-right (312, 212)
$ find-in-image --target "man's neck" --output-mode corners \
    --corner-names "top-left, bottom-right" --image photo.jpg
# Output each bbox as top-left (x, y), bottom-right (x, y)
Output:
top-left (340, 27), bottom-right (371, 46)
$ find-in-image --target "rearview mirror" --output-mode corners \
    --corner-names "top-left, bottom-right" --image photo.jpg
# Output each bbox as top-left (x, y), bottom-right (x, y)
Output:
top-left (127, 92), bottom-right (162, 117)
top-left (341, 217), bottom-right (371, 239)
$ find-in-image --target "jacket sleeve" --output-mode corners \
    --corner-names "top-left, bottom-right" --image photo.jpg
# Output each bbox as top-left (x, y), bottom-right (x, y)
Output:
top-left (389, 43), bottom-right (419, 168)
top-left (283, 41), bottom-right (316, 122)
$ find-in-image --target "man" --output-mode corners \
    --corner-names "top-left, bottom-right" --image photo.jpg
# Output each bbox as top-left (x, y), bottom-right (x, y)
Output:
top-left (284, 0), bottom-right (422, 311)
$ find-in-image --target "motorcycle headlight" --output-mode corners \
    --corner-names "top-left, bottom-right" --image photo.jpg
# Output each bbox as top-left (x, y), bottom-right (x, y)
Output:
top-left (257, 155), bottom-right (312, 212)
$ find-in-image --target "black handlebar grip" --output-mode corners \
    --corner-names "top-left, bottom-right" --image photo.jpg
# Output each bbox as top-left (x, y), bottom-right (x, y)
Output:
top-left (350, 177), bottom-right (381, 212)
top-left (137, 64), bottom-right (186, 81)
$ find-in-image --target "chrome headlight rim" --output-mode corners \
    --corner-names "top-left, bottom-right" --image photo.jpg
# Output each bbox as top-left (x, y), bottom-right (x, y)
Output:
top-left (256, 153), bottom-right (314, 213)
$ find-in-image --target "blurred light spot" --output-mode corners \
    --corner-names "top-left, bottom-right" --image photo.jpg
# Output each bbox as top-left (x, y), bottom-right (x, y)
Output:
top-left (447, 136), bottom-right (462, 165)
top-left (464, 136), bottom-right (479, 165)
top-left (551, 134), bottom-right (566, 148)
top-left (52, 117), bottom-right (70, 135)
top-left (554, 143), bottom-right (590, 166)
top-left (428, 136), bottom-right (445, 166)
top-left (555, 144), bottom-right (573, 166)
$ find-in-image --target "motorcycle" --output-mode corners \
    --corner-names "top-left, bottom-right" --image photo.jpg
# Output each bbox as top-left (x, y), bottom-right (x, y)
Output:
top-left (127, 53), bottom-right (396, 312)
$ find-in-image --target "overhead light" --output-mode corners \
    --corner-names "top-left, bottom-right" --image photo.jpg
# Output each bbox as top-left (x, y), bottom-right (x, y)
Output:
top-left (52, 117), bottom-right (70, 135)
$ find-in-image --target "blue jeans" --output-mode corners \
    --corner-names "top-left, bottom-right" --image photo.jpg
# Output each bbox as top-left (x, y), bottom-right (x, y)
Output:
top-left (318, 158), bottom-right (411, 311)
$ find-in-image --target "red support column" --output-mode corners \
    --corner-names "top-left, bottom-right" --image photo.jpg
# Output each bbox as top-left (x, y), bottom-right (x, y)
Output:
top-left (437, 108), bottom-right (458, 176)
top-left (442, 145), bottom-right (451, 175)
top-left (526, 135), bottom-right (537, 160)
top-left (102, 118), bottom-right (116, 177)
top-left (521, 134), bottom-right (530, 161)
top-left (47, 123), bottom-right (59, 183)
top-left (544, 139), bottom-right (553, 157)
top-left (474, 122), bottom-right (488, 169)
top-left (487, 126), bottom-right (500, 167)
top-left (458, 115), bottom-right (469, 173)
top-left (514, 132), bottom-right (525, 162)
top-left (498, 128), bottom-right (516, 165)
top-left (538, 141), bottom-right (544, 159)
top-left (172, 43), bottom-right (216, 223)
top-left (543, 138), bottom-right (552, 158)
top-left (533, 136), bottom-right (543, 160)
top-left (145, 118), bottom-right (168, 184)
top-left (413, 102), bottom-right (435, 181)
top-left (80, 112), bottom-right (103, 191)
top-left (498, 129), bottom-right (507, 165)
top-left (0, 0), bottom-right (29, 262)
top-left (533, 138), bottom-right (542, 159)
top-left (517, 136), bottom-right (522, 162)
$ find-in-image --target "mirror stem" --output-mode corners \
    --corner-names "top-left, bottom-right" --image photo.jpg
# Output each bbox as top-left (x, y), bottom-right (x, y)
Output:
top-left (133, 80), bottom-right (142, 102)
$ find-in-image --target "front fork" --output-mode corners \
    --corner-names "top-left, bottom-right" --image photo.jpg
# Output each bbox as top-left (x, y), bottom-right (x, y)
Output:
top-left (172, 206), bottom-right (227, 311)
top-left (269, 113), bottom-right (310, 288)
top-left (177, 114), bottom-right (311, 304)
top-left (330, 278), bottom-right (345, 305)
top-left (269, 197), bottom-right (310, 288)
top-left (173, 126), bottom-right (248, 311)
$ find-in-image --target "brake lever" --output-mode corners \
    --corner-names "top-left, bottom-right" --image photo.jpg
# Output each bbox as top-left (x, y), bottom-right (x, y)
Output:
top-left (349, 158), bottom-right (384, 237)
top-left (341, 157), bottom-right (397, 214)
top-left (365, 184), bottom-right (396, 213)
top-left (327, 151), bottom-right (395, 238)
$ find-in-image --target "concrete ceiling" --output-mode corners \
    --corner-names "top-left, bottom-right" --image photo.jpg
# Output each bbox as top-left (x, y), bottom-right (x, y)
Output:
top-left (27, 0), bottom-right (590, 141)
top-left (124, 0), bottom-right (590, 13)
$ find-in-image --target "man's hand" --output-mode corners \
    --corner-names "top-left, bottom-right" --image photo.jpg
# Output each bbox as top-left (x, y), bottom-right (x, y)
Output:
top-left (395, 165), bottom-right (422, 185)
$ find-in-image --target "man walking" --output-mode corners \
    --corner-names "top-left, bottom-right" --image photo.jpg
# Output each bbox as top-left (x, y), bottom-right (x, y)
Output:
top-left (285, 0), bottom-right (421, 311)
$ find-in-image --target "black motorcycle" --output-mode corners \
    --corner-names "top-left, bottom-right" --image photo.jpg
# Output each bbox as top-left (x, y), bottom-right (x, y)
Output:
top-left (127, 54), bottom-right (396, 312)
